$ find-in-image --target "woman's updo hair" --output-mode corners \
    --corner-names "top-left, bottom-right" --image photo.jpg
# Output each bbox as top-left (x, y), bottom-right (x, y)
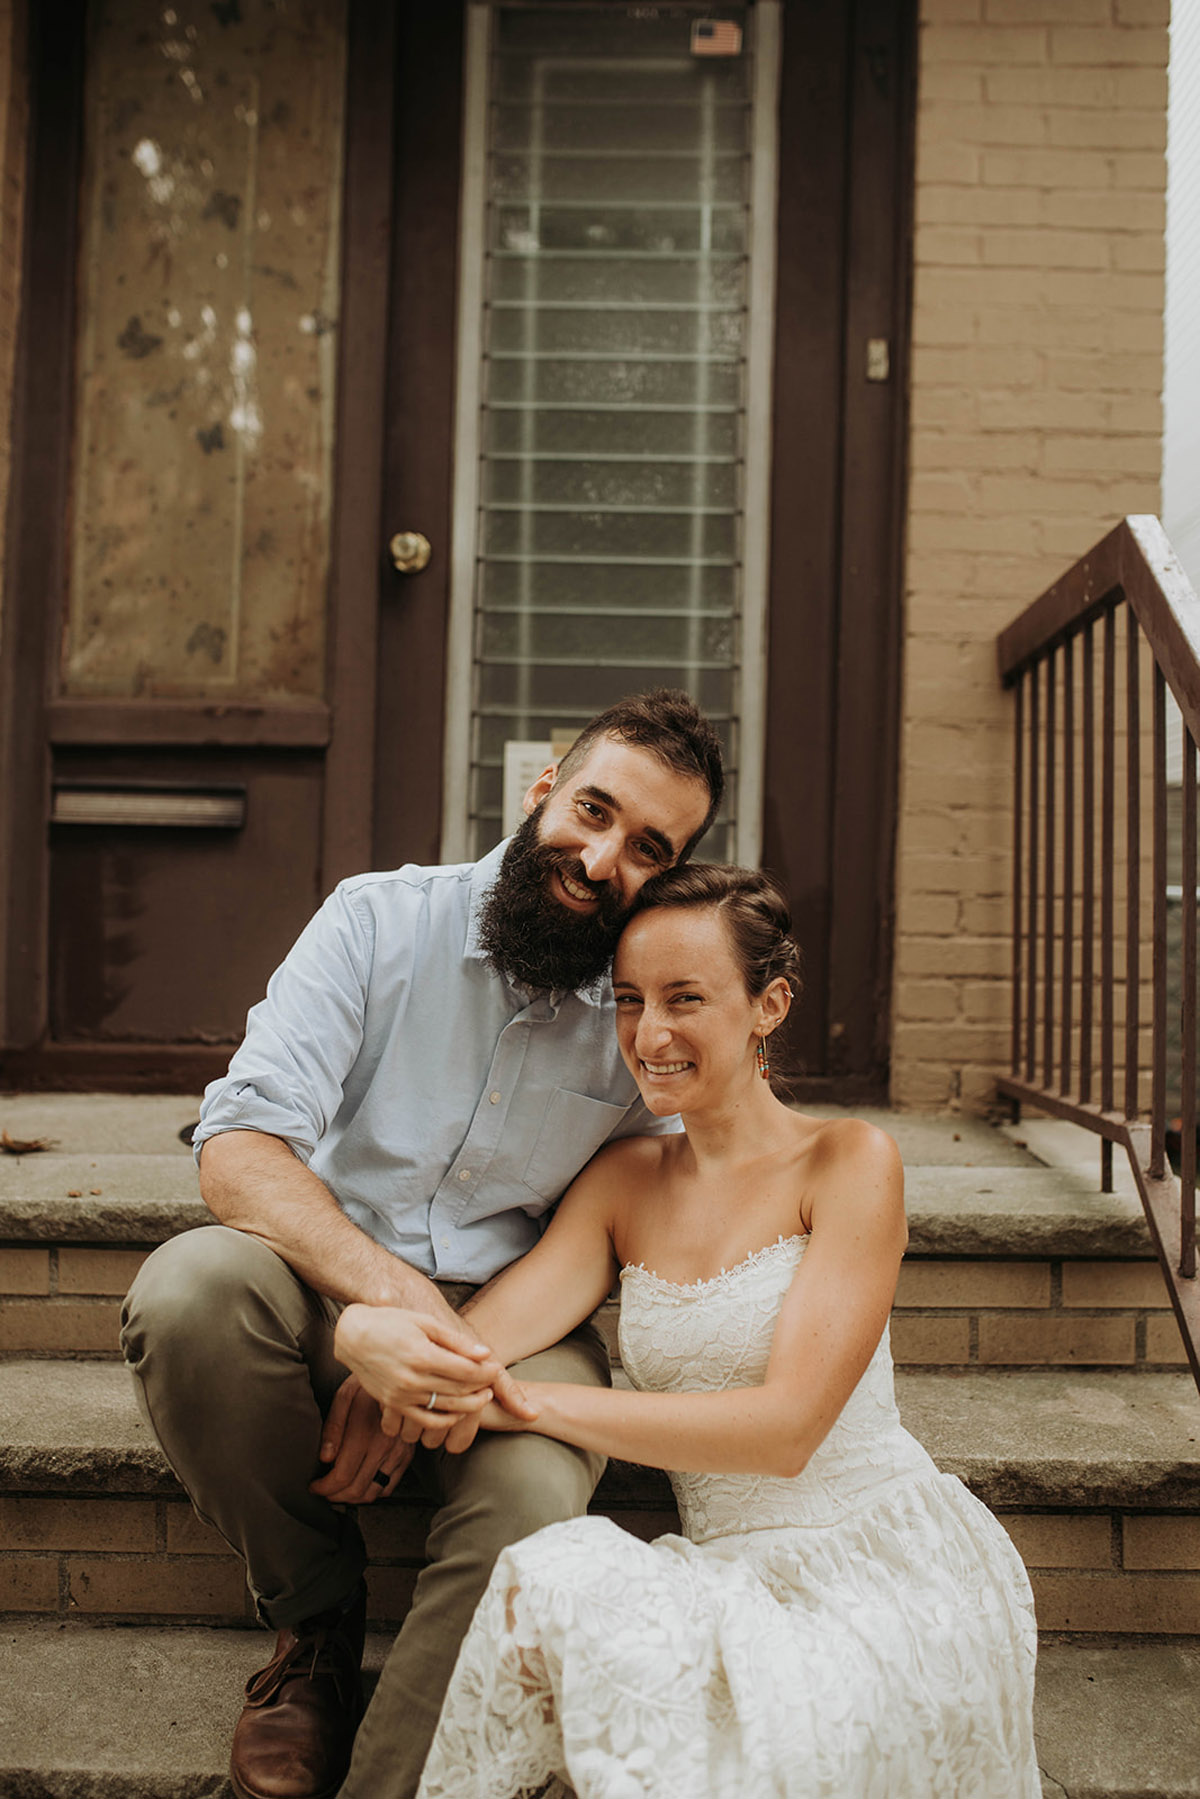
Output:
top-left (629, 863), bottom-right (803, 1004)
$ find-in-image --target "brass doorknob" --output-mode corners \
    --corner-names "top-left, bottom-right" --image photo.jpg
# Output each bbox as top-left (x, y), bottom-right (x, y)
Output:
top-left (389, 531), bottom-right (432, 574)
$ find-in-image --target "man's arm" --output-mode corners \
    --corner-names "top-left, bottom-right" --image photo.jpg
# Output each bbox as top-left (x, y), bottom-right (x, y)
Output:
top-left (199, 1128), bottom-right (460, 1317)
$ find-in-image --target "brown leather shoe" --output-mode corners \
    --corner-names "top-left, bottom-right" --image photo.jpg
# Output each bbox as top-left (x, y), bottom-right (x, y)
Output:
top-left (229, 1585), bottom-right (366, 1799)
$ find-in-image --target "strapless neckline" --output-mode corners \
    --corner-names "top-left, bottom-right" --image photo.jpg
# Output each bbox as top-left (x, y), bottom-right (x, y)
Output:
top-left (620, 1231), bottom-right (808, 1298)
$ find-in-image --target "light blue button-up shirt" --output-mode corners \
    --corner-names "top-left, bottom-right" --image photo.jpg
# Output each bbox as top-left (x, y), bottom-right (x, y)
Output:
top-left (193, 842), bottom-right (676, 1282)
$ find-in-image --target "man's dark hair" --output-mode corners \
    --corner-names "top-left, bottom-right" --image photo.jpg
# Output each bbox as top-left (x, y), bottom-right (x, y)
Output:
top-left (555, 688), bottom-right (724, 859)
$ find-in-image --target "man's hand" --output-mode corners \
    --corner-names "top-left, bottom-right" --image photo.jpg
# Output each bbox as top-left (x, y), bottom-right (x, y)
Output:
top-left (334, 1304), bottom-right (515, 1432)
top-left (310, 1374), bottom-right (415, 1503)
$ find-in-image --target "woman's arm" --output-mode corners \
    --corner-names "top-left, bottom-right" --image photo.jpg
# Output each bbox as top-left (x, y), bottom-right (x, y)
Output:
top-left (337, 1138), bottom-right (638, 1436)
top-left (481, 1121), bottom-right (906, 1479)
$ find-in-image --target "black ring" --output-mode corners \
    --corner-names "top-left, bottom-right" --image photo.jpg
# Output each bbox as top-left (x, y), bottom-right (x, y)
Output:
top-left (372, 1468), bottom-right (389, 1487)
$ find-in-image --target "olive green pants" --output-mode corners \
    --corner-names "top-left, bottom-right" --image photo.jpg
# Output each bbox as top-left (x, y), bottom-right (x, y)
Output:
top-left (121, 1225), bottom-right (609, 1799)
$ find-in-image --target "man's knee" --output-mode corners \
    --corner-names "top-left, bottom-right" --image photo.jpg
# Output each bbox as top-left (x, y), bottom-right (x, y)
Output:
top-left (436, 1429), bottom-right (602, 1560)
top-left (121, 1225), bottom-right (318, 1374)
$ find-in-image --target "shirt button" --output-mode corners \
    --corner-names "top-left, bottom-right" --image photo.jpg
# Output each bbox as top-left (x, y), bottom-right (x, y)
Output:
top-left (458, 1168), bottom-right (471, 1181)
top-left (489, 1090), bottom-right (501, 1105)
top-left (441, 1238), bottom-right (450, 1249)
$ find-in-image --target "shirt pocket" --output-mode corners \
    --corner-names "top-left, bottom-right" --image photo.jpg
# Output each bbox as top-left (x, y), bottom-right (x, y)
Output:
top-left (522, 1088), bottom-right (630, 1207)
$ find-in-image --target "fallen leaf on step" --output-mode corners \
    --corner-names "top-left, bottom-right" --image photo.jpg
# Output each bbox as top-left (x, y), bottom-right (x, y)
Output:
top-left (66, 1189), bottom-right (82, 1198)
top-left (0, 1129), bottom-right (54, 1154)
top-left (90, 1188), bottom-right (102, 1195)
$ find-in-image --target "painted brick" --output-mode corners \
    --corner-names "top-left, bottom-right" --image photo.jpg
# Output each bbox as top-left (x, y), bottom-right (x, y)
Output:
top-left (895, 937), bottom-right (1010, 979)
top-left (983, 0), bottom-right (1110, 22)
top-left (1040, 188), bottom-right (1164, 231)
top-left (0, 1299), bottom-right (122, 1354)
top-left (1060, 1260), bottom-right (1169, 1308)
top-left (57, 1247), bottom-right (149, 1295)
top-left (67, 1557), bottom-right (250, 1618)
top-left (0, 1248), bottom-right (51, 1294)
top-left (0, 1498), bottom-right (155, 1553)
top-left (1049, 26), bottom-right (1166, 67)
top-left (1114, 0), bottom-right (1169, 22)
top-left (922, 0), bottom-right (984, 23)
top-left (928, 106), bottom-right (1052, 151)
top-left (924, 23), bottom-right (1050, 62)
top-left (888, 1314), bottom-right (971, 1364)
top-left (0, 1558), bottom-right (59, 1613)
top-left (1048, 109), bottom-right (1165, 150)
top-left (998, 1512), bottom-right (1113, 1569)
top-left (980, 227), bottom-right (1110, 269)
top-left (1122, 1516), bottom-right (1200, 1572)
top-left (890, 1062), bottom-right (960, 1109)
top-left (977, 1314), bottom-right (1137, 1364)
top-left (1031, 1571), bottom-right (1200, 1634)
top-left (896, 1259), bottom-right (1050, 1308)
top-left (918, 184), bottom-right (1041, 225)
top-left (1143, 1314), bottom-right (1189, 1365)
top-left (893, 979), bottom-right (961, 1023)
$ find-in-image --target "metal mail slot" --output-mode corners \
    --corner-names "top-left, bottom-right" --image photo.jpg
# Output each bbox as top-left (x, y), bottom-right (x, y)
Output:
top-left (51, 785), bottom-right (247, 829)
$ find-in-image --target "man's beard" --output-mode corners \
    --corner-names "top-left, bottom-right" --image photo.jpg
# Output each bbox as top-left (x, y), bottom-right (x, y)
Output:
top-left (476, 808), bottom-right (630, 993)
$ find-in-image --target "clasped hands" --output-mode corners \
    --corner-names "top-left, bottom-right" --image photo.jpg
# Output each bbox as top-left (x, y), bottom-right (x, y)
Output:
top-left (310, 1305), bottom-right (536, 1506)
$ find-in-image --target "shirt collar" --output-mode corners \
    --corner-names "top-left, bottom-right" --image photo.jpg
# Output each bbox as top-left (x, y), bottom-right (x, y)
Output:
top-left (465, 837), bottom-right (612, 1010)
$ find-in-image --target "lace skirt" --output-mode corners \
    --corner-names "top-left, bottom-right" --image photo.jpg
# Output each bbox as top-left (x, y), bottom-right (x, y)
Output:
top-left (416, 1465), bottom-right (1039, 1799)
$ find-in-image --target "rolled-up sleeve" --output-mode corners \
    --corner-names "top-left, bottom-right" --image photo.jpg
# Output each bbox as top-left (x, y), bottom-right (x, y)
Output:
top-left (193, 882), bottom-right (383, 1164)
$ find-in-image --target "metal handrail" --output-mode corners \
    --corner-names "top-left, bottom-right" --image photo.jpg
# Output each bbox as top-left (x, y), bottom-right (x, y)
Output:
top-left (997, 515), bottom-right (1200, 1391)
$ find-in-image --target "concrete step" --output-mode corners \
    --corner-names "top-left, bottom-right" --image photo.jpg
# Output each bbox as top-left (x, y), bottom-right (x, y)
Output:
top-left (2, 1100), bottom-right (1187, 1371)
top-left (0, 1619), bottom-right (1196, 1798)
top-left (2, 1357), bottom-right (1198, 1635)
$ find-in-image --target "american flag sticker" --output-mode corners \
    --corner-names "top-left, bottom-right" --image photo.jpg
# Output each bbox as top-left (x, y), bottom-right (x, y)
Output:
top-left (691, 19), bottom-right (743, 57)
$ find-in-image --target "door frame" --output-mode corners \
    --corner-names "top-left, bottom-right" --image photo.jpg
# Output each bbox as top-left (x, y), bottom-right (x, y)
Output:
top-left (370, 0), bottom-right (916, 1098)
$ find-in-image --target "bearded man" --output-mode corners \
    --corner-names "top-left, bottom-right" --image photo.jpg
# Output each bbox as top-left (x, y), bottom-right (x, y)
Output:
top-left (121, 689), bottom-right (723, 1799)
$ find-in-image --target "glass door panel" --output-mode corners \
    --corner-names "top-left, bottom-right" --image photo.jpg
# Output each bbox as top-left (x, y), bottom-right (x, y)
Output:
top-left (444, 2), bottom-right (778, 862)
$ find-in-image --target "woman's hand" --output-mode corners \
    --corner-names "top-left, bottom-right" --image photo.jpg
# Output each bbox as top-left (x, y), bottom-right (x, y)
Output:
top-left (335, 1304), bottom-right (504, 1434)
top-left (472, 1385), bottom-right (545, 1439)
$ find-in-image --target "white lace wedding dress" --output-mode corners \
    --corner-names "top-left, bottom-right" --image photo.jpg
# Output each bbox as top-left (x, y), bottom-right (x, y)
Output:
top-left (417, 1235), bottom-right (1039, 1798)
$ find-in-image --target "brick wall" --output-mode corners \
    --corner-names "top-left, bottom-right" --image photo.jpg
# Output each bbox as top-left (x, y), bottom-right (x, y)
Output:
top-left (891, 0), bottom-right (1169, 1110)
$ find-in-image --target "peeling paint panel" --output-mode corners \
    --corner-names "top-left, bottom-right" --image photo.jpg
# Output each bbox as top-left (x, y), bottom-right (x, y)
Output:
top-left (62, 0), bottom-right (346, 700)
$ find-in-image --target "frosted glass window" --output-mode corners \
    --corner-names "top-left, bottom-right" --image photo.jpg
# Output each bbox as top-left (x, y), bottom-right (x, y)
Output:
top-left (61, 0), bottom-right (345, 701)
top-left (461, 4), bottom-right (759, 861)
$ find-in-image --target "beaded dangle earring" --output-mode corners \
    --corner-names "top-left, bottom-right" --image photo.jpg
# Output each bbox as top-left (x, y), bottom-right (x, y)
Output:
top-left (756, 1035), bottom-right (770, 1081)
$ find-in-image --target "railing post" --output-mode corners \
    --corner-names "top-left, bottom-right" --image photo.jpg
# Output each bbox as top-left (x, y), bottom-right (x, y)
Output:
top-left (1012, 676), bottom-right (1024, 1079)
top-left (1043, 646), bottom-right (1056, 1090)
top-left (1183, 724), bottom-right (1197, 1280)
top-left (1080, 619), bottom-right (1095, 1107)
top-left (1101, 606), bottom-right (1116, 1192)
top-left (1125, 614), bottom-right (1140, 1120)
top-left (1152, 664), bottom-right (1167, 1180)
top-left (1061, 634), bottom-right (1075, 1096)
top-left (1027, 660), bottom-right (1040, 1084)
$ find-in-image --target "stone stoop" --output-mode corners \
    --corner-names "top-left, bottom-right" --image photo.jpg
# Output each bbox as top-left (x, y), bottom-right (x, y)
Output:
top-left (0, 1623), bottom-right (1194, 1799)
top-left (2, 1096), bottom-right (1200, 1796)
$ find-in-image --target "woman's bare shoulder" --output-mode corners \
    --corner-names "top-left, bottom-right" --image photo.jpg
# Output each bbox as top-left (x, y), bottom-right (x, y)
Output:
top-left (793, 1115), bottom-right (904, 1238)
top-left (803, 1115), bottom-right (901, 1177)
